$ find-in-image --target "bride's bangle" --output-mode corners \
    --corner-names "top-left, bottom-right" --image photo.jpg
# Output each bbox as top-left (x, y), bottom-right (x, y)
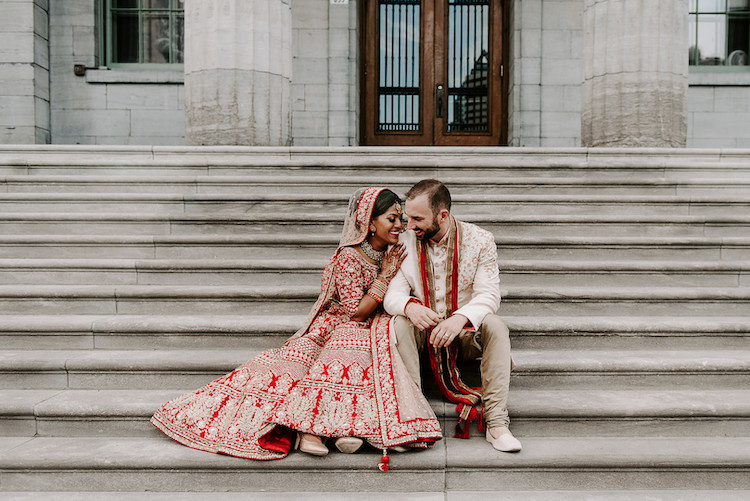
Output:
top-left (367, 277), bottom-right (389, 302)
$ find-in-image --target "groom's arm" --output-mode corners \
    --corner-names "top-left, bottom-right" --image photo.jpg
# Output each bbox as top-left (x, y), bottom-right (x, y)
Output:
top-left (383, 267), bottom-right (414, 317)
top-left (384, 232), bottom-right (419, 316)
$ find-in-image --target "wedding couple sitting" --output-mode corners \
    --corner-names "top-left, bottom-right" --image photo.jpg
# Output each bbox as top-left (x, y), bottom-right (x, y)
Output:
top-left (151, 180), bottom-right (521, 466)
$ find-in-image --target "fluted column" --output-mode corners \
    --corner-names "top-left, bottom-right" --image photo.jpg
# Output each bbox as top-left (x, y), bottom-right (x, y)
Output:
top-left (581, 0), bottom-right (688, 147)
top-left (184, 0), bottom-right (291, 146)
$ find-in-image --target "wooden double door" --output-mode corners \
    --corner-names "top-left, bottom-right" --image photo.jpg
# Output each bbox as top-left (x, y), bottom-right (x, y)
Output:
top-left (362, 0), bottom-right (505, 146)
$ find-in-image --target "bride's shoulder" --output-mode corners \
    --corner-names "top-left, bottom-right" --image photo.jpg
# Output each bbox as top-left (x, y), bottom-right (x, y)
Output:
top-left (336, 246), bottom-right (363, 263)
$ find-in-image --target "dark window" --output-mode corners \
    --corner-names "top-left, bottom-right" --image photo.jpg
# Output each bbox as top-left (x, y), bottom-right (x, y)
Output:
top-left (689, 0), bottom-right (750, 66)
top-left (106, 0), bottom-right (184, 65)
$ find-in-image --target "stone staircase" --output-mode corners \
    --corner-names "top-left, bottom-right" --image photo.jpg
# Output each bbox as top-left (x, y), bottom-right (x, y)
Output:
top-left (1, 145), bottom-right (750, 499)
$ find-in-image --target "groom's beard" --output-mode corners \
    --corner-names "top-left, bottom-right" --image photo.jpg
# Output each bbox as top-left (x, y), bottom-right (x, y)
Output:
top-left (417, 220), bottom-right (441, 241)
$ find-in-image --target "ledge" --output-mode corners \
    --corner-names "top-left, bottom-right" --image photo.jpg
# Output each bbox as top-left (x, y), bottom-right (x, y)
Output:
top-left (84, 69), bottom-right (184, 85)
top-left (689, 70), bottom-right (750, 86)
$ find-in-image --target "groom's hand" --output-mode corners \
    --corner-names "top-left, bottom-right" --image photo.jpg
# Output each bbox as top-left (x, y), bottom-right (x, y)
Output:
top-left (429, 314), bottom-right (468, 348)
top-left (405, 302), bottom-right (441, 331)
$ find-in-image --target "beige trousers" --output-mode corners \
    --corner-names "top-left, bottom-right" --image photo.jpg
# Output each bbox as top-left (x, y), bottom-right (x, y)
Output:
top-left (393, 314), bottom-right (512, 428)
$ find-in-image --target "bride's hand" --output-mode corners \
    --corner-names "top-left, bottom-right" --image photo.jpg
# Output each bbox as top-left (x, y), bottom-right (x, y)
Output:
top-left (379, 244), bottom-right (406, 282)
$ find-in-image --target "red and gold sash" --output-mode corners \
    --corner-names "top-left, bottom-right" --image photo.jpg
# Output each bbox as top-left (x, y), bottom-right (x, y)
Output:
top-left (417, 217), bottom-right (484, 438)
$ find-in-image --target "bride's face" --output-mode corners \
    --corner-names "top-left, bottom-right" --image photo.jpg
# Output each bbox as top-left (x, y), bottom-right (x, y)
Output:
top-left (369, 202), bottom-right (403, 250)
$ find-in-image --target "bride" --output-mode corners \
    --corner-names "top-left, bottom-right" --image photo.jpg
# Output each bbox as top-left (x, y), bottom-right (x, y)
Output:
top-left (151, 187), bottom-right (442, 461)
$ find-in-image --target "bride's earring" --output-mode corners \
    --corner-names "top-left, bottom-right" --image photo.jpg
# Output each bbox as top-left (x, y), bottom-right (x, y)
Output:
top-left (369, 224), bottom-right (376, 235)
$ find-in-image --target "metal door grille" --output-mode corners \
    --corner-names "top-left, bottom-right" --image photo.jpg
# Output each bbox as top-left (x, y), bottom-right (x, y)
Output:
top-left (378, 0), bottom-right (421, 132)
top-left (447, 0), bottom-right (489, 132)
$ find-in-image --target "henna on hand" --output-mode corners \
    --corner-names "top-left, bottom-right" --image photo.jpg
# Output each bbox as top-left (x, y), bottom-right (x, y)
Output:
top-left (379, 243), bottom-right (406, 282)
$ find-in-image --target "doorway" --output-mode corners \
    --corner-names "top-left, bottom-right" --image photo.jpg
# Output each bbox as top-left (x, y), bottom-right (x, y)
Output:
top-left (361, 0), bottom-right (506, 146)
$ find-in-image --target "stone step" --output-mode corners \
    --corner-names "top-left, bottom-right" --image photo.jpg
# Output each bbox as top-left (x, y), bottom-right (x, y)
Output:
top-left (1, 436), bottom-right (748, 492)
top-left (0, 284), bottom-right (747, 316)
top-left (0, 258), bottom-right (747, 288)
top-left (0, 314), bottom-right (301, 350)
top-left (2, 314), bottom-right (748, 350)
top-left (1, 491), bottom-right (749, 501)
top-left (5, 174), bottom-right (750, 196)
top-left (4, 348), bottom-right (747, 391)
top-left (3, 388), bottom-right (749, 438)
top-left (2, 212), bottom-right (749, 238)
top-left (2, 145), bottom-right (750, 178)
top-left (2, 234), bottom-right (749, 261)
top-left (0, 258), bottom-right (327, 286)
top-left (3, 193), bottom-right (750, 217)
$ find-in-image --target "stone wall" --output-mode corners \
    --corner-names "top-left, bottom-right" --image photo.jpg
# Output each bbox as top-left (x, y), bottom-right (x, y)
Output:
top-left (0, 0), bottom-right (49, 144)
top-left (509, 0), bottom-right (583, 147)
top-left (688, 73), bottom-right (750, 148)
top-left (291, 0), bottom-right (358, 146)
top-left (48, 0), bottom-right (184, 145)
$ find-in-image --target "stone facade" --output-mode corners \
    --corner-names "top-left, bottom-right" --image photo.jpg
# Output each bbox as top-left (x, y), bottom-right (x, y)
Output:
top-left (508, 0), bottom-right (584, 147)
top-left (0, 0), bottom-right (748, 147)
top-left (48, 0), bottom-right (185, 145)
top-left (689, 73), bottom-right (750, 148)
top-left (0, 0), bottom-right (50, 144)
top-left (291, 0), bottom-right (358, 146)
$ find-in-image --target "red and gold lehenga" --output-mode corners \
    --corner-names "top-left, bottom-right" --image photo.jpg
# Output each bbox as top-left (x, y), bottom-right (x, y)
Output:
top-left (150, 188), bottom-right (443, 460)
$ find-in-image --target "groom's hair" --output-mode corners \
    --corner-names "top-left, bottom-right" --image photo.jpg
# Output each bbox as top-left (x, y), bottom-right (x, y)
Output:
top-left (405, 179), bottom-right (451, 216)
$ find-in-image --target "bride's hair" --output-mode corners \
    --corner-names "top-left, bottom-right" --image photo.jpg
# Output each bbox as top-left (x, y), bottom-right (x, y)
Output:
top-left (371, 189), bottom-right (401, 220)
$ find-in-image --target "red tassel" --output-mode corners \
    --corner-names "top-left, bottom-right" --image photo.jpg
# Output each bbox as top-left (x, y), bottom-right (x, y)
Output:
top-left (454, 420), bottom-right (471, 439)
top-left (478, 407), bottom-right (486, 433)
top-left (378, 449), bottom-right (390, 472)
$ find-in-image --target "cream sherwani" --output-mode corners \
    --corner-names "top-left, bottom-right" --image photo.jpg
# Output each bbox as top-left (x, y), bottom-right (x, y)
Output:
top-left (383, 219), bottom-right (501, 327)
top-left (384, 218), bottom-right (512, 428)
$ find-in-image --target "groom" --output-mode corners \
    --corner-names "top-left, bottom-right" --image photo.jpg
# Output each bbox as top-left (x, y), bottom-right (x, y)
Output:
top-left (383, 179), bottom-right (521, 452)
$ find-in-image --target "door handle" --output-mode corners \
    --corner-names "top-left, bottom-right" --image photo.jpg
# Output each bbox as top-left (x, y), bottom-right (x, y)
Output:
top-left (436, 84), bottom-right (444, 118)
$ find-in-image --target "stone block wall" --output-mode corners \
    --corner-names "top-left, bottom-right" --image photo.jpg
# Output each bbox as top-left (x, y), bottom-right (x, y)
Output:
top-left (688, 74), bottom-right (750, 148)
top-left (0, 0), bottom-right (50, 144)
top-left (509, 0), bottom-right (583, 147)
top-left (48, 0), bottom-right (184, 145)
top-left (291, 0), bottom-right (358, 146)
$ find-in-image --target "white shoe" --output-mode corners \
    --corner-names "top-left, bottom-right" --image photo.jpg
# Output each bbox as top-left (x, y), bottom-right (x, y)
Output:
top-left (297, 433), bottom-right (329, 456)
top-left (485, 427), bottom-right (522, 452)
top-left (334, 437), bottom-right (363, 454)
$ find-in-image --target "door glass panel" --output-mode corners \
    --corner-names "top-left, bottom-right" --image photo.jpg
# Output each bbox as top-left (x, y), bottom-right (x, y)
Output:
top-left (447, 0), bottom-right (489, 132)
top-left (378, 0), bottom-right (421, 132)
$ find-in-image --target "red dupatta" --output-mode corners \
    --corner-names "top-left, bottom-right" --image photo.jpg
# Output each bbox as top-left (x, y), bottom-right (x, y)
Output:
top-left (417, 217), bottom-right (484, 438)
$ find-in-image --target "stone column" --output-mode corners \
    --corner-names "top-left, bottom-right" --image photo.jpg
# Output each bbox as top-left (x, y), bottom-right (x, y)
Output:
top-left (581, 0), bottom-right (688, 147)
top-left (0, 0), bottom-right (49, 144)
top-left (184, 0), bottom-right (291, 146)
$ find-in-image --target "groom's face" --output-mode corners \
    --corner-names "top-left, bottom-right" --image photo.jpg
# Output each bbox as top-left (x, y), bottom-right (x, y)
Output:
top-left (405, 195), bottom-right (441, 241)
